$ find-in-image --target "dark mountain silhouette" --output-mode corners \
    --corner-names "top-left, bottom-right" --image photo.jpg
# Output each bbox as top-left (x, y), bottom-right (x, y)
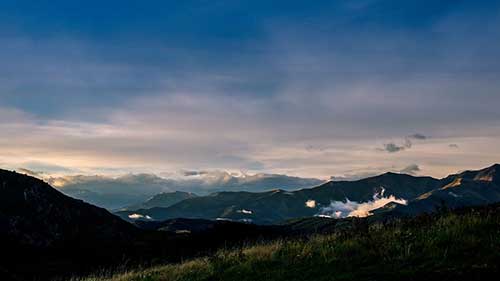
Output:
top-left (0, 169), bottom-right (145, 280)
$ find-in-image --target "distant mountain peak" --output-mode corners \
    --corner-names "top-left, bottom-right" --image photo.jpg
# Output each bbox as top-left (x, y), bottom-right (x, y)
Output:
top-left (121, 191), bottom-right (198, 212)
top-left (453, 163), bottom-right (500, 184)
top-left (475, 164), bottom-right (499, 182)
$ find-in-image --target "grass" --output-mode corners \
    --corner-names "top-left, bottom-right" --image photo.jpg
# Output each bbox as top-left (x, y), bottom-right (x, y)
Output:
top-left (76, 209), bottom-right (500, 281)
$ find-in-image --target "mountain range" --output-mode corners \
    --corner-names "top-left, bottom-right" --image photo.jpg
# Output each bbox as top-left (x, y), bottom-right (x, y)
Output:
top-left (117, 164), bottom-right (500, 224)
top-left (2, 164), bottom-right (500, 280)
top-left (53, 172), bottom-right (323, 209)
top-left (119, 191), bottom-right (198, 211)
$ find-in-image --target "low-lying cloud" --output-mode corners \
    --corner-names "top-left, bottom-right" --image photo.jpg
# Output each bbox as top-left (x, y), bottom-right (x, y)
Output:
top-left (305, 200), bottom-right (316, 208)
top-left (128, 213), bottom-right (152, 220)
top-left (318, 188), bottom-right (407, 218)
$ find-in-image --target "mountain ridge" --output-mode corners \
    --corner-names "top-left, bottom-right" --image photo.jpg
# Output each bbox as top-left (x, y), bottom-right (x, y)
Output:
top-left (117, 164), bottom-right (500, 224)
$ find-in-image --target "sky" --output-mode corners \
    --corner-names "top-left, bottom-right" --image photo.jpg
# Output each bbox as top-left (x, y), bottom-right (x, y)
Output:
top-left (1, 0), bottom-right (500, 181)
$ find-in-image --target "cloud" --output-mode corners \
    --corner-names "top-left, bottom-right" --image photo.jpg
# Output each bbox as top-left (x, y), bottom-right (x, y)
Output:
top-left (318, 188), bottom-right (407, 218)
top-left (237, 209), bottom-right (253, 215)
top-left (383, 143), bottom-right (407, 153)
top-left (399, 164), bottom-right (421, 175)
top-left (331, 164), bottom-right (422, 181)
top-left (21, 161), bottom-right (76, 174)
top-left (182, 170), bottom-right (209, 176)
top-left (305, 200), bottom-right (316, 208)
top-left (408, 134), bottom-right (429, 140)
top-left (16, 168), bottom-right (44, 178)
top-left (381, 138), bottom-right (413, 153)
top-left (330, 171), bottom-right (379, 182)
top-left (381, 134), bottom-right (429, 153)
top-left (128, 213), bottom-right (152, 220)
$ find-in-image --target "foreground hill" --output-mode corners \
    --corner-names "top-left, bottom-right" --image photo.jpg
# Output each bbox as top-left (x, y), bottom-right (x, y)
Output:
top-left (81, 203), bottom-right (500, 281)
top-left (0, 169), bottom-right (144, 280)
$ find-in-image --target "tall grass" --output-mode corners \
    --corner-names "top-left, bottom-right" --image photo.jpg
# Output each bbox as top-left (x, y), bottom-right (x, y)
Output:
top-left (76, 210), bottom-right (500, 281)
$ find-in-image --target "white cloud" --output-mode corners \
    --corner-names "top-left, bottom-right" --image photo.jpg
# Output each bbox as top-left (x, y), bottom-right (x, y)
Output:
top-left (128, 213), bottom-right (152, 220)
top-left (305, 200), bottom-right (316, 208)
top-left (318, 188), bottom-right (407, 218)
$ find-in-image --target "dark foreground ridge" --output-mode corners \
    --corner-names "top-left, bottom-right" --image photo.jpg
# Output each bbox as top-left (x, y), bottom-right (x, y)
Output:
top-left (0, 169), bottom-right (284, 281)
top-left (82, 204), bottom-right (500, 281)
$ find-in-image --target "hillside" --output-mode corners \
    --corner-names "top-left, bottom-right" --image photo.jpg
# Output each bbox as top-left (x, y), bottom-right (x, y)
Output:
top-left (384, 164), bottom-right (500, 216)
top-left (80, 203), bottom-right (500, 281)
top-left (0, 169), bottom-right (145, 280)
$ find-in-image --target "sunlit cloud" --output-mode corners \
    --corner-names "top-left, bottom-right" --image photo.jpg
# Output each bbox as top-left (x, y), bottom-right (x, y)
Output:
top-left (0, 1), bottom-right (499, 181)
top-left (318, 188), bottom-right (408, 218)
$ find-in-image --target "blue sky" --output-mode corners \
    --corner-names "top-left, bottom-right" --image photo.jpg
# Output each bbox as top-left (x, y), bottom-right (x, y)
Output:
top-left (1, 0), bottom-right (500, 179)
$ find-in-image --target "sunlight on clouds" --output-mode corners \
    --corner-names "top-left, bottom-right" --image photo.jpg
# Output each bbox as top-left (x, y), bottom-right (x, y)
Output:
top-left (1, 94), bottom-right (500, 180)
top-left (318, 188), bottom-right (407, 218)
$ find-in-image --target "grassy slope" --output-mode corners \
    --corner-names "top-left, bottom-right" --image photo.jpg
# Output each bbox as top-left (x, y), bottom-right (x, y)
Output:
top-left (80, 208), bottom-right (500, 281)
